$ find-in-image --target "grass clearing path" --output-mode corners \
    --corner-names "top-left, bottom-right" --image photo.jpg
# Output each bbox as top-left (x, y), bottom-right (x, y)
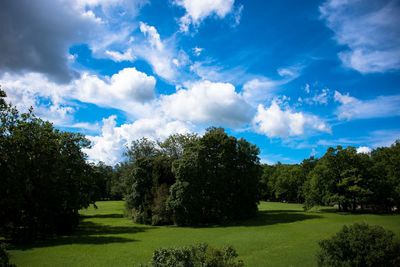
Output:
top-left (9, 201), bottom-right (400, 266)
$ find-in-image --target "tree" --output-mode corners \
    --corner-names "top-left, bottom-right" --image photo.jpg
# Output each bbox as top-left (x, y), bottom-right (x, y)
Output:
top-left (369, 141), bottom-right (400, 211)
top-left (317, 223), bottom-right (400, 266)
top-left (0, 88), bottom-right (98, 242)
top-left (303, 146), bottom-right (371, 211)
top-left (168, 127), bottom-right (261, 225)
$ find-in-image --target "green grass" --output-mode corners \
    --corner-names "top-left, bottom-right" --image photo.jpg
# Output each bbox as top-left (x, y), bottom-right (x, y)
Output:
top-left (8, 201), bottom-right (400, 267)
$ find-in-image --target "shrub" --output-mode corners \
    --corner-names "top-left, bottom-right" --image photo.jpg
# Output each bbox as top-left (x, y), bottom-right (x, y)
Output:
top-left (150, 243), bottom-right (244, 267)
top-left (317, 223), bottom-right (400, 266)
top-left (0, 244), bottom-right (16, 267)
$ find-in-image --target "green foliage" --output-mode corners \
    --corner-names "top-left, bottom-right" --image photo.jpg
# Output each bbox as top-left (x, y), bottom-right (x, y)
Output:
top-left (124, 129), bottom-right (261, 226)
top-left (317, 223), bottom-right (400, 267)
top-left (260, 157), bottom-right (316, 203)
top-left (0, 89), bottom-right (98, 242)
top-left (369, 141), bottom-right (400, 210)
top-left (304, 146), bottom-right (373, 211)
top-left (150, 243), bottom-right (244, 267)
top-left (124, 135), bottom-right (195, 225)
top-left (0, 244), bottom-right (16, 267)
top-left (168, 127), bottom-right (261, 225)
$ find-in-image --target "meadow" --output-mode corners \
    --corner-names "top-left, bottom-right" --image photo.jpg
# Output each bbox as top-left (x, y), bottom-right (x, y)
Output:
top-left (9, 201), bottom-right (400, 267)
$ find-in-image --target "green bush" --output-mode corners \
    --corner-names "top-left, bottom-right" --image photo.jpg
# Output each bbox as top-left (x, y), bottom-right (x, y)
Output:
top-left (0, 244), bottom-right (16, 267)
top-left (317, 223), bottom-right (400, 266)
top-left (150, 243), bottom-right (244, 267)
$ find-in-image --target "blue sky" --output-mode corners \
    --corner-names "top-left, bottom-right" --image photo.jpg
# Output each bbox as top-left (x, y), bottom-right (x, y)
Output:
top-left (1, 0), bottom-right (399, 165)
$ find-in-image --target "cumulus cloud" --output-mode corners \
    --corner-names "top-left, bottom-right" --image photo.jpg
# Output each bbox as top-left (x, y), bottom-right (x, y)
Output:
top-left (320, 0), bottom-right (400, 73)
top-left (174, 0), bottom-right (237, 32)
top-left (0, 0), bottom-right (100, 82)
top-left (1, 67), bottom-right (156, 123)
top-left (334, 91), bottom-right (400, 120)
top-left (253, 101), bottom-right (330, 138)
top-left (73, 67), bottom-right (156, 115)
top-left (84, 115), bottom-right (191, 165)
top-left (161, 80), bottom-right (253, 127)
top-left (356, 146), bottom-right (372, 154)
top-left (0, 0), bottom-right (148, 81)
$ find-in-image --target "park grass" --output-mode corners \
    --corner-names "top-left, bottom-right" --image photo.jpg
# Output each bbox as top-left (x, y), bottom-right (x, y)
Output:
top-left (8, 201), bottom-right (400, 267)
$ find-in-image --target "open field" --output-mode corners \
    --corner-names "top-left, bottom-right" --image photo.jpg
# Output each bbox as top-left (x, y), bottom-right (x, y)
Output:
top-left (8, 201), bottom-right (400, 267)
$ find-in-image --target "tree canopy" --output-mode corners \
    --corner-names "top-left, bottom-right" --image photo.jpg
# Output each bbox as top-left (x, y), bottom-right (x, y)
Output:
top-left (0, 89), bottom-right (99, 241)
top-left (124, 128), bottom-right (261, 226)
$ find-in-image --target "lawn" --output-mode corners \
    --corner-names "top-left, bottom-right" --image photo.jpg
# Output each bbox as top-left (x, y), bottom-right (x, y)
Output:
top-left (8, 201), bottom-right (400, 267)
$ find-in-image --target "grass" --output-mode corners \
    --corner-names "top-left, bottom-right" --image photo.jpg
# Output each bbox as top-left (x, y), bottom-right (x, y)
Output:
top-left (8, 201), bottom-right (400, 267)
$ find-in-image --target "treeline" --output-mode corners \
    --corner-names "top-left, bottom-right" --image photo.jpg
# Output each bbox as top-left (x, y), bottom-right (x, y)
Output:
top-left (260, 144), bottom-right (400, 212)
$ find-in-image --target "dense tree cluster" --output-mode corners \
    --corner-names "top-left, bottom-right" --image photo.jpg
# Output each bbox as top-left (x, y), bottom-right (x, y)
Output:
top-left (124, 128), bottom-right (261, 225)
top-left (317, 223), bottom-right (400, 267)
top-left (260, 144), bottom-right (400, 212)
top-left (0, 89), bottom-right (99, 242)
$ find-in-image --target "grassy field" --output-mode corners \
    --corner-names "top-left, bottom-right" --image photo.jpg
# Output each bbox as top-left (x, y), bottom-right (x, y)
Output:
top-left (8, 201), bottom-right (400, 267)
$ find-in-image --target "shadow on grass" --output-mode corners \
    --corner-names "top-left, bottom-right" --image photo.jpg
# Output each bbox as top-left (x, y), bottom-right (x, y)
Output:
top-left (238, 210), bottom-right (322, 227)
top-left (81, 213), bottom-right (124, 219)
top-left (15, 219), bottom-right (152, 250)
top-left (240, 210), bottom-right (322, 226)
top-left (187, 210), bottom-right (323, 229)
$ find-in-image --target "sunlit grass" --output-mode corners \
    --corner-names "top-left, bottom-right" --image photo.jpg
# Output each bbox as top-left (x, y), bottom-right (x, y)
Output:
top-left (9, 201), bottom-right (400, 267)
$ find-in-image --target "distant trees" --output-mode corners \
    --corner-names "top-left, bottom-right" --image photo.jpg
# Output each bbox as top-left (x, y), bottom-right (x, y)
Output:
top-left (0, 89), bottom-right (99, 242)
top-left (261, 144), bottom-right (400, 212)
top-left (317, 223), bottom-right (400, 266)
top-left (124, 128), bottom-right (261, 226)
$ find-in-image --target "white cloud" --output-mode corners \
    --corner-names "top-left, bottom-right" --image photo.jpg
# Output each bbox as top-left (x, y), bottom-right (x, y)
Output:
top-left (105, 48), bottom-right (134, 62)
top-left (174, 0), bottom-right (236, 32)
top-left (84, 115), bottom-right (191, 165)
top-left (192, 47), bottom-right (204, 56)
top-left (320, 0), bottom-right (400, 73)
top-left (242, 67), bottom-right (301, 105)
top-left (334, 90), bottom-right (400, 120)
top-left (139, 22), bottom-right (164, 51)
top-left (1, 67), bottom-right (157, 121)
top-left (73, 67), bottom-right (156, 115)
top-left (253, 101), bottom-right (331, 138)
top-left (161, 80), bottom-right (253, 127)
top-left (242, 78), bottom-right (279, 104)
top-left (303, 88), bottom-right (330, 105)
top-left (356, 146), bottom-right (372, 154)
top-left (134, 22), bottom-right (187, 81)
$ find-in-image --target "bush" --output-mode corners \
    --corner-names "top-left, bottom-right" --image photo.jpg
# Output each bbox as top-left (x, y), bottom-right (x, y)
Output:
top-left (150, 243), bottom-right (244, 267)
top-left (317, 223), bottom-right (400, 266)
top-left (0, 244), bottom-right (16, 267)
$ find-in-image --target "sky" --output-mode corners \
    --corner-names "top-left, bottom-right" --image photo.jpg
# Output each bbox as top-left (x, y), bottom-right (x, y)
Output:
top-left (1, 0), bottom-right (399, 165)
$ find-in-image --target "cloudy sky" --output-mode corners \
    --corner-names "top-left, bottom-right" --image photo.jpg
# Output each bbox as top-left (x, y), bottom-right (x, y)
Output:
top-left (1, 0), bottom-right (399, 165)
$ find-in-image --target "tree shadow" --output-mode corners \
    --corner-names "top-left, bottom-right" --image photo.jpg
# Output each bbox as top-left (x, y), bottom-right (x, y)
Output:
top-left (81, 213), bottom-right (124, 219)
top-left (237, 210), bottom-right (322, 227)
top-left (186, 210), bottom-right (323, 229)
top-left (14, 220), bottom-right (152, 250)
